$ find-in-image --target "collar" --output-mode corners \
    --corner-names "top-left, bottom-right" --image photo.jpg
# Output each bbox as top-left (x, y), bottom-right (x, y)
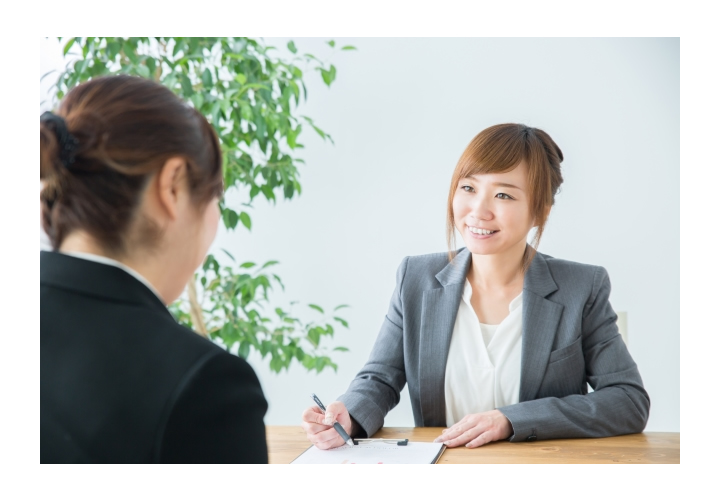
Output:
top-left (61, 251), bottom-right (164, 303)
top-left (435, 246), bottom-right (558, 298)
top-left (40, 251), bottom-right (171, 315)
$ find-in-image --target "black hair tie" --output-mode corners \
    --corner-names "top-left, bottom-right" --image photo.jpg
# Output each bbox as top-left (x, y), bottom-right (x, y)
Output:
top-left (41, 111), bottom-right (79, 168)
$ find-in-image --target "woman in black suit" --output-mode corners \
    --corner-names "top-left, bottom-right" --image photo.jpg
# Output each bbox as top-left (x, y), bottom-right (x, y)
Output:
top-left (40, 75), bottom-right (268, 463)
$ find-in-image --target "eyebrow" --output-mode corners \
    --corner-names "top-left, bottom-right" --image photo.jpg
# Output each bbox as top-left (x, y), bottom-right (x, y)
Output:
top-left (492, 182), bottom-right (523, 191)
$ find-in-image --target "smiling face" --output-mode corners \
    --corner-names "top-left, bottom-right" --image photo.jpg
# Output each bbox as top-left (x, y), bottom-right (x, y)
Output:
top-left (452, 161), bottom-right (535, 257)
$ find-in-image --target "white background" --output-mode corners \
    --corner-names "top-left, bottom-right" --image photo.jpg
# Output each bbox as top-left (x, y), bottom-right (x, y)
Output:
top-left (40, 37), bottom-right (679, 431)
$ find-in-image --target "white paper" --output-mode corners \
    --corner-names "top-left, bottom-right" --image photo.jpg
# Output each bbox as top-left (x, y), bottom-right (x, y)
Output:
top-left (290, 442), bottom-right (445, 464)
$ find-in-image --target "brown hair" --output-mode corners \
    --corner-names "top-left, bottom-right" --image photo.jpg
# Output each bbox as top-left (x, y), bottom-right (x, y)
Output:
top-left (40, 75), bottom-right (223, 255)
top-left (446, 123), bottom-right (564, 267)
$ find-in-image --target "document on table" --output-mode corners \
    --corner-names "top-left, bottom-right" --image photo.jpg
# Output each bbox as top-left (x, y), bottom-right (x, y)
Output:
top-left (291, 442), bottom-right (446, 464)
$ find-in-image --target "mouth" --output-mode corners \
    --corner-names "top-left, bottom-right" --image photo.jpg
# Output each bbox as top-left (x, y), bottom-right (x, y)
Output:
top-left (467, 226), bottom-right (499, 238)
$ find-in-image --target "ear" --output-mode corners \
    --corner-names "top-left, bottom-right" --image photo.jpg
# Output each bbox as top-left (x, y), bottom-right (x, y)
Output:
top-left (155, 157), bottom-right (186, 221)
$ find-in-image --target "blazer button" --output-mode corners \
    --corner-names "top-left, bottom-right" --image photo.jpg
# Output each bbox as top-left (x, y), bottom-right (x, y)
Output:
top-left (526, 435), bottom-right (537, 442)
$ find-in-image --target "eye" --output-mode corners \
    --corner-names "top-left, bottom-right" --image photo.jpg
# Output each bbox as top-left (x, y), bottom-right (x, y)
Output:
top-left (460, 185), bottom-right (475, 193)
top-left (496, 193), bottom-right (514, 200)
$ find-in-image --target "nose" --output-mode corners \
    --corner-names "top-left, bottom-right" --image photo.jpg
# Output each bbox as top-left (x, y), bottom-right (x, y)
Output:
top-left (472, 195), bottom-right (494, 221)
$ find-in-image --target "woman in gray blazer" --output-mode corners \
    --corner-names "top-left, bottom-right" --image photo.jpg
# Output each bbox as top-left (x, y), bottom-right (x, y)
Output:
top-left (301, 124), bottom-right (650, 449)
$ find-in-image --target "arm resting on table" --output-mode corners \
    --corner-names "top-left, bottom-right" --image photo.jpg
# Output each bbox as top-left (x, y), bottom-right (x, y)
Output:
top-left (499, 266), bottom-right (650, 441)
top-left (338, 258), bottom-right (410, 438)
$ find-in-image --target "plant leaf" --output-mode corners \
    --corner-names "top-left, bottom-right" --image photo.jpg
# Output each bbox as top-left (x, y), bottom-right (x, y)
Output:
top-left (180, 74), bottom-right (194, 96)
top-left (220, 248), bottom-right (236, 262)
top-left (202, 68), bottom-right (213, 88)
top-left (308, 304), bottom-right (324, 314)
top-left (239, 211), bottom-right (252, 230)
top-left (308, 329), bottom-right (320, 347)
top-left (62, 38), bottom-right (76, 55)
top-left (222, 208), bottom-right (239, 229)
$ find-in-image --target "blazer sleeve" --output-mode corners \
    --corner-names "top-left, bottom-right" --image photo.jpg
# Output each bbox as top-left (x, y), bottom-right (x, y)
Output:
top-left (498, 266), bottom-right (651, 441)
top-left (337, 257), bottom-right (410, 438)
top-left (157, 351), bottom-right (269, 463)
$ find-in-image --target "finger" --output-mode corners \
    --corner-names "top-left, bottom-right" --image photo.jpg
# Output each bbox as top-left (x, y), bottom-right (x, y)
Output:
top-left (442, 428), bottom-right (482, 448)
top-left (434, 422), bottom-right (466, 443)
top-left (324, 401), bottom-right (347, 425)
top-left (302, 406), bottom-right (329, 425)
top-left (312, 427), bottom-right (347, 449)
top-left (301, 421), bottom-right (332, 435)
top-left (314, 435), bottom-right (345, 450)
top-left (465, 431), bottom-right (493, 448)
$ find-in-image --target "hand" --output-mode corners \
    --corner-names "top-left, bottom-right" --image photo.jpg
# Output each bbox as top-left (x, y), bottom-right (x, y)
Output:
top-left (300, 401), bottom-right (354, 450)
top-left (433, 410), bottom-right (513, 448)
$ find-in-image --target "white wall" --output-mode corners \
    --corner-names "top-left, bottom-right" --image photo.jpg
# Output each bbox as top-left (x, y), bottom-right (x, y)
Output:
top-left (40, 37), bottom-right (679, 431)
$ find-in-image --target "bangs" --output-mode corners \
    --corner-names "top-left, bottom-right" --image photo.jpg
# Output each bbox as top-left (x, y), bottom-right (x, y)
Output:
top-left (455, 124), bottom-right (530, 180)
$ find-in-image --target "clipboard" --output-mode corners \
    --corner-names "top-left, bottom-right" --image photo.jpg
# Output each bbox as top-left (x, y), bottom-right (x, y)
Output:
top-left (290, 440), bottom-right (447, 464)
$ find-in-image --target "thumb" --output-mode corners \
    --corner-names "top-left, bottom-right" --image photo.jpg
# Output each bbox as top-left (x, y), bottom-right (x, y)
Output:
top-left (324, 401), bottom-right (347, 425)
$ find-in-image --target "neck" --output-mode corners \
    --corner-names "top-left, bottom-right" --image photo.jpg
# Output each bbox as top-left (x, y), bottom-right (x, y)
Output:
top-left (59, 231), bottom-right (171, 304)
top-left (468, 240), bottom-right (528, 290)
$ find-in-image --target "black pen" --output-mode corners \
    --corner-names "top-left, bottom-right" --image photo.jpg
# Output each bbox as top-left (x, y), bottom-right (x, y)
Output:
top-left (311, 393), bottom-right (354, 447)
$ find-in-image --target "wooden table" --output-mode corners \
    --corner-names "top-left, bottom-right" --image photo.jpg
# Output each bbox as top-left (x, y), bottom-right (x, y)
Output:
top-left (267, 426), bottom-right (679, 464)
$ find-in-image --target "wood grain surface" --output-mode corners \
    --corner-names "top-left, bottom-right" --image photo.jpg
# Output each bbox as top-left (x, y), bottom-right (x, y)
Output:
top-left (267, 426), bottom-right (679, 464)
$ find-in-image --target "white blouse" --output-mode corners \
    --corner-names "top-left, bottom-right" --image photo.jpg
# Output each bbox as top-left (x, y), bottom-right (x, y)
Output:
top-left (444, 279), bottom-right (523, 426)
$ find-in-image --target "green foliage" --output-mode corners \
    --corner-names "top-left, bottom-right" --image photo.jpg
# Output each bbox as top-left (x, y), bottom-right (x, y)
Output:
top-left (52, 37), bottom-right (337, 212)
top-left (50, 37), bottom-right (352, 373)
top-left (168, 255), bottom-right (350, 374)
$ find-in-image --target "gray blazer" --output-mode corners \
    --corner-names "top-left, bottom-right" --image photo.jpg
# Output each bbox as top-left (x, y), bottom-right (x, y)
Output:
top-left (338, 248), bottom-right (650, 442)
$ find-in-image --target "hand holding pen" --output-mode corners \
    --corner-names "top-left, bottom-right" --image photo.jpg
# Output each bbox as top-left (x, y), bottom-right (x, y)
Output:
top-left (300, 395), bottom-right (355, 450)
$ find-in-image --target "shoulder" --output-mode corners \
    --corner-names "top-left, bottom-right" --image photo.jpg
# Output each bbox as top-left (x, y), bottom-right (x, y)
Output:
top-left (391, 248), bottom-right (469, 296)
top-left (536, 252), bottom-right (610, 302)
top-left (42, 270), bottom-right (235, 388)
top-left (539, 252), bottom-right (606, 280)
top-left (174, 328), bottom-right (259, 383)
top-left (397, 249), bottom-right (458, 285)
top-left (403, 250), bottom-right (454, 274)
top-left (141, 313), bottom-right (255, 382)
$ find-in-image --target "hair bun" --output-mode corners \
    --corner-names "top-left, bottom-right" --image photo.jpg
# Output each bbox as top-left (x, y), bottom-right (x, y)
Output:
top-left (40, 119), bottom-right (64, 180)
top-left (43, 112), bottom-right (80, 166)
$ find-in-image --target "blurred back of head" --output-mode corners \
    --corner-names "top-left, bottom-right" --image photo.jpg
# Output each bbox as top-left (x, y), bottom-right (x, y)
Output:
top-left (40, 75), bottom-right (223, 256)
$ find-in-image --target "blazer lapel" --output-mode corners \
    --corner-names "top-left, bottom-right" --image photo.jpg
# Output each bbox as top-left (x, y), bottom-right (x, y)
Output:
top-left (519, 251), bottom-right (563, 402)
top-left (418, 249), bottom-right (471, 427)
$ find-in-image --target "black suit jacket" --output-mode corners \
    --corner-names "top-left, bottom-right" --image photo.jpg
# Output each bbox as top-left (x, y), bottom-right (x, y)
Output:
top-left (40, 251), bottom-right (268, 463)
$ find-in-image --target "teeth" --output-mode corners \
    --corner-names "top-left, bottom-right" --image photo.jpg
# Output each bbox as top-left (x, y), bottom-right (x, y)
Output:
top-left (469, 227), bottom-right (496, 235)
